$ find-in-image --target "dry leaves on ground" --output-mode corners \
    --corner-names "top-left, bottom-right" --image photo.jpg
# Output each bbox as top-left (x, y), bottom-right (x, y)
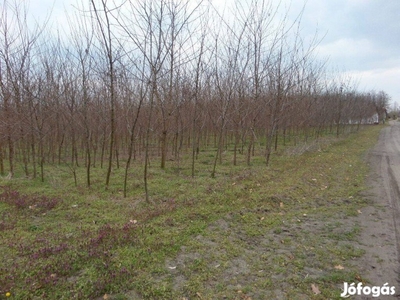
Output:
top-left (311, 283), bottom-right (321, 295)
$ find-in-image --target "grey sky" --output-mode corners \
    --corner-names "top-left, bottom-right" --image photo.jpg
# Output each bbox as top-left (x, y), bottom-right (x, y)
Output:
top-left (295, 0), bottom-right (400, 104)
top-left (26, 0), bottom-right (400, 106)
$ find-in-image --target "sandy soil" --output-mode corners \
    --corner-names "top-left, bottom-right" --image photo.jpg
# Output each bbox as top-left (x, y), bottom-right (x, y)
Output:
top-left (356, 121), bottom-right (400, 299)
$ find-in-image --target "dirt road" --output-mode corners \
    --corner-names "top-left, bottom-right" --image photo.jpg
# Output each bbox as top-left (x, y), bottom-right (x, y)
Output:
top-left (357, 121), bottom-right (400, 298)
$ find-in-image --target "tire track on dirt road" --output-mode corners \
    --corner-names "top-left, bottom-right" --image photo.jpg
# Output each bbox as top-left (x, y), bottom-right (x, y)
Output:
top-left (361, 121), bottom-right (400, 298)
top-left (381, 125), bottom-right (400, 260)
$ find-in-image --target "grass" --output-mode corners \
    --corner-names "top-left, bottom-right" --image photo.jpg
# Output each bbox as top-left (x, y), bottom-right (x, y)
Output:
top-left (0, 125), bottom-right (384, 299)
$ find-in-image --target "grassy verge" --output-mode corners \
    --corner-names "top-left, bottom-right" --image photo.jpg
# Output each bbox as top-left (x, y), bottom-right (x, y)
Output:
top-left (0, 125), bottom-right (383, 299)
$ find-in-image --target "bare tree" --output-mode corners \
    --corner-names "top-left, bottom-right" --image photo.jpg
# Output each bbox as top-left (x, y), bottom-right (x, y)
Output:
top-left (122, 62), bottom-right (145, 198)
top-left (0, 0), bottom-right (45, 177)
top-left (68, 4), bottom-right (96, 187)
top-left (0, 0), bottom-right (392, 196)
top-left (90, 0), bottom-right (118, 189)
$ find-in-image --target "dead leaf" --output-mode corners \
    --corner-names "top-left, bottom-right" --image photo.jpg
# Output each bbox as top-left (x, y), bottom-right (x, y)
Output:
top-left (311, 283), bottom-right (321, 295)
top-left (355, 274), bottom-right (363, 282)
top-left (280, 202), bottom-right (284, 208)
top-left (196, 292), bottom-right (203, 299)
top-left (260, 217), bottom-right (265, 221)
top-left (237, 290), bottom-right (252, 299)
top-left (357, 210), bottom-right (362, 214)
top-left (103, 294), bottom-right (109, 300)
top-left (334, 265), bottom-right (344, 270)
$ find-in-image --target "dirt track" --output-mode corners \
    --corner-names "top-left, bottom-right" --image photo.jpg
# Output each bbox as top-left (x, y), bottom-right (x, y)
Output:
top-left (358, 121), bottom-right (400, 298)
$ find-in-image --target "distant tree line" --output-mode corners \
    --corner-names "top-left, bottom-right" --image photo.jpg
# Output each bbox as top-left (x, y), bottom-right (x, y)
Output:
top-left (0, 0), bottom-right (390, 198)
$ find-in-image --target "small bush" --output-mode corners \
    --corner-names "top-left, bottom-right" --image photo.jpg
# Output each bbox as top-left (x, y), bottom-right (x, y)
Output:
top-left (0, 186), bottom-right (61, 212)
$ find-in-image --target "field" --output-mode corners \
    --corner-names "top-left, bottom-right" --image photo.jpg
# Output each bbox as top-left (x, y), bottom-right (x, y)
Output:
top-left (0, 125), bottom-right (383, 299)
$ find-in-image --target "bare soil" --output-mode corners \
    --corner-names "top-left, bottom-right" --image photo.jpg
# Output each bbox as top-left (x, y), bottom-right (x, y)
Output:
top-left (355, 121), bottom-right (400, 299)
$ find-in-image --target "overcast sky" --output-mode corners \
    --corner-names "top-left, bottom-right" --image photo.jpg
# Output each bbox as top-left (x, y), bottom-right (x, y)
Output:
top-left (294, 0), bottom-right (400, 106)
top-left (26, 0), bottom-right (400, 106)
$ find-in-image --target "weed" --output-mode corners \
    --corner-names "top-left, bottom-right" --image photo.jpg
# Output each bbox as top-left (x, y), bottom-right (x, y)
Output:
top-left (0, 186), bottom-right (60, 212)
top-left (0, 125), bottom-right (384, 299)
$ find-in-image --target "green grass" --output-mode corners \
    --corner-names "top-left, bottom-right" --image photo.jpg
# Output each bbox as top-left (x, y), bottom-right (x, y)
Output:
top-left (0, 125), bottom-right (384, 299)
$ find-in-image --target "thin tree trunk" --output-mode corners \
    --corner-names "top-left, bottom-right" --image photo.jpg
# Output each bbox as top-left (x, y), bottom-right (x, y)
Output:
top-left (0, 146), bottom-right (4, 176)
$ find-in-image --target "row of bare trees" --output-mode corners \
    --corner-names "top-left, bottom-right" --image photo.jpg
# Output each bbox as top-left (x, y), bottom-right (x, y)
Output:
top-left (0, 0), bottom-right (390, 198)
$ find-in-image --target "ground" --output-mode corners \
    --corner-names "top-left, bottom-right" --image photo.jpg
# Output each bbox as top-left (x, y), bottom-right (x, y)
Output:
top-left (354, 120), bottom-right (400, 299)
top-left (1, 123), bottom-right (400, 299)
top-left (157, 122), bottom-right (400, 299)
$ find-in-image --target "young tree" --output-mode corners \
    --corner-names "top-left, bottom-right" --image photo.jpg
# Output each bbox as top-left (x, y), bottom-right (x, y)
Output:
top-left (0, 0), bottom-right (48, 178)
top-left (68, 4), bottom-right (96, 187)
top-left (90, 0), bottom-right (118, 189)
